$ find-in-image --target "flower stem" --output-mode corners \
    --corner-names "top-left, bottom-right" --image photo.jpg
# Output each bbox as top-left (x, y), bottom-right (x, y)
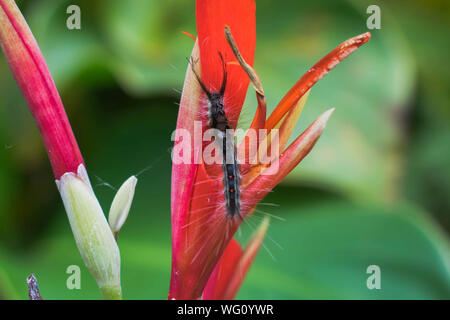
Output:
top-left (100, 285), bottom-right (122, 300)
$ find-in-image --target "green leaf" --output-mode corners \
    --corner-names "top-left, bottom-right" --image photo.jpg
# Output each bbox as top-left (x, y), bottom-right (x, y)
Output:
top-left (237, 200), bottom-right (450, 299)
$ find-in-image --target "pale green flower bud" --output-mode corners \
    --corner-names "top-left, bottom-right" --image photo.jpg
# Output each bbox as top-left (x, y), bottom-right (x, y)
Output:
top-left (108, 176), bottom-right (137, 237)
top-left (56, 164), bottom-right (121, 300)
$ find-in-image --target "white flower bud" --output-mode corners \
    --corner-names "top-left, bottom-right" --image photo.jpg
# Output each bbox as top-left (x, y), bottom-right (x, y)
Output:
top-left (108, 176), bottom-right (137, 235)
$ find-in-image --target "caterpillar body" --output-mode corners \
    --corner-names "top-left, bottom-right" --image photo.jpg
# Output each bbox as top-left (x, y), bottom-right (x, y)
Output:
top-left (191, 54), bottom-right (241, 219)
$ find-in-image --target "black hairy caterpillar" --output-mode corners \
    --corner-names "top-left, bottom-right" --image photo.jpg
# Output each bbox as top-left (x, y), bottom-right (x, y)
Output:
top-left (191, 54), bottom-right (241, 219)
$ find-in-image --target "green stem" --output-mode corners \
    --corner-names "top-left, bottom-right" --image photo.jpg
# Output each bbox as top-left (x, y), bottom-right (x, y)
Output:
top-left (100, 285), bottom-right (122, 300)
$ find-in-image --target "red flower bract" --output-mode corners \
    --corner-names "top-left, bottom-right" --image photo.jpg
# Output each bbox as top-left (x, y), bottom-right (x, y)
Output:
top-left (203, 217), bottom-right (269, 300)
top-left (0, 0), bottom-right (83, 179)
top-left (196, 0), bottom-right (255, 129)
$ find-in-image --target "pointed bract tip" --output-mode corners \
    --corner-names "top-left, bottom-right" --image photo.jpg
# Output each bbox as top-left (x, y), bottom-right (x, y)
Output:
top-left (346, 32), bottom-right (371, 47)
top-left (318, 108), bottom-right (335, 127)
top-left (256, 216), bottom-right (270, 238)
top-left (359, 32), bottom-right (372, 43)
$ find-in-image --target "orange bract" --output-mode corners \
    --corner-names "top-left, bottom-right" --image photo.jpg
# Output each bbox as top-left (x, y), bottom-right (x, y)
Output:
top-left (265, 32), bottom-right (371, 130)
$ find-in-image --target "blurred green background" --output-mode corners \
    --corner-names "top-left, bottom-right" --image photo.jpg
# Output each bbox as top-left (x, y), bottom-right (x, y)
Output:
top-left (0, 0), bottom-right (449, 299)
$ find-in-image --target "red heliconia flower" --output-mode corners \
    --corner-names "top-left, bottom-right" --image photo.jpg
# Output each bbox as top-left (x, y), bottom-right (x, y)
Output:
top-left (170, 0), bottom-right (370, 300)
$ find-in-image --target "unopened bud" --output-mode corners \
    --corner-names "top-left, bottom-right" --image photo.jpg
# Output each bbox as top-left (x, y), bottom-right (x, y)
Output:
top-left (108, 176), bottom-right (137, 236)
